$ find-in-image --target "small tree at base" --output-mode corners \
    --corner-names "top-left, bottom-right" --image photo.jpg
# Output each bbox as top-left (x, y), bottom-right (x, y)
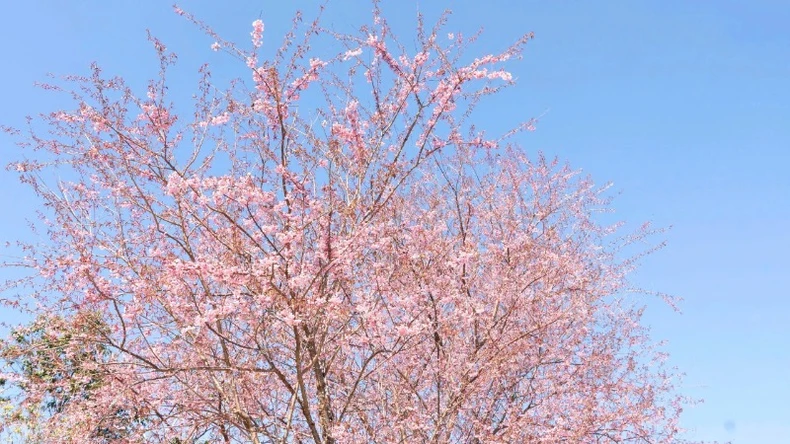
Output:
top-left (0, 313), bottom-right (146, 441)
top-left (2, 3), bottom-right (688, 443)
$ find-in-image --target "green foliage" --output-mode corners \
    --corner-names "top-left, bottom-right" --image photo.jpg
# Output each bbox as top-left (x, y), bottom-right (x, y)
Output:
top-left (1, 313), bottom-right (107, 414)
top-left (0, 312), bottom-right (143, 441)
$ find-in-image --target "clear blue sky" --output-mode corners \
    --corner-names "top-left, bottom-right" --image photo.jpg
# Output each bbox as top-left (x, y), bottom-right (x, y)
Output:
top-left (1, 1), bottom-right (788, 442)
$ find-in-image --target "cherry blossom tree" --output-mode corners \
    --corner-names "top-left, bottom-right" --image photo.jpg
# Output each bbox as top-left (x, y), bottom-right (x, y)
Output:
top-left (2, 3), bottom-right (689, 443)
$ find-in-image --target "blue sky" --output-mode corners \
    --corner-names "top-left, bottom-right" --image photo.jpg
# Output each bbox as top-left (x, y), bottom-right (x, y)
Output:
top-left (1, 1), bottom-right (788, 442)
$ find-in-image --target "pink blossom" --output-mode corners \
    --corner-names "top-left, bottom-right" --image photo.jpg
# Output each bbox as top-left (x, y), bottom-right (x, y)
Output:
top-left (309, 57), bottom-right (325, 70)
top-left (413, 50), bottom-right (429, 67)
top-left (251, 19), bottom-right (264, 48)
top-left (208, 111), bottom-right (230, 126)
top-left (343, 47), bottom-right (363, 60)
